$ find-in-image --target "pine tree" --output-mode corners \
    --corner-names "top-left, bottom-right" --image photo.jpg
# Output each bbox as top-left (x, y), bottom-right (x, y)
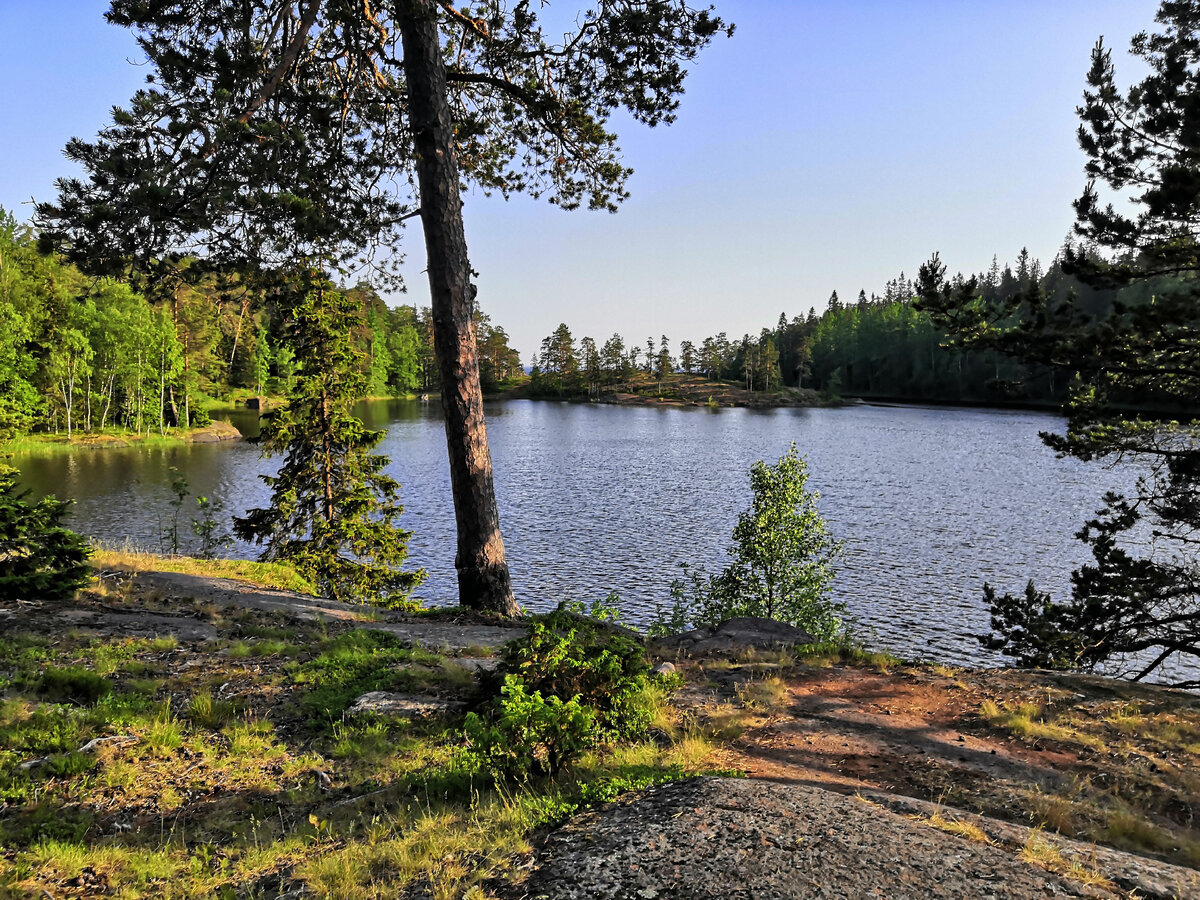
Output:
top-left (233, 271), bottom-right (424, 608)
top-left (655, 335), bottom-right (673, 391)
top-left (40, 0), bottom-right (729, 617)
top-left (918, 0), bottom-right (1200, 684)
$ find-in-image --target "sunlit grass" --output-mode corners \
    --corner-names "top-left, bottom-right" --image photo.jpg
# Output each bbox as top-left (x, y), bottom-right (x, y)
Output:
top-left (978, 699), bottom-right (1104, 749)
top-left (0, 431), bottom-right (189, 457)
top-left (91, 545), bottom-right (315, 594)
top-left (143, 706), bottom-right (183, 757)
top-left (1019, 829), bottom-right (1116, 892)
top-left (736, 675), bottom-right (790, 712)
top-left (793, 641), bottom-right (902, 672)
top-left (187, 692), bottom-right (237, 730)
top-left (912, 811), bottom-right (989, 843)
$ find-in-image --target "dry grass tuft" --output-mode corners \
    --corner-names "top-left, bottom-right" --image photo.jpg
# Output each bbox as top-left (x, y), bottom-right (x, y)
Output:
top-left (912, 811), bottom-right (989, 844)
top-left (1019, 829), bottom-right (1117, 892)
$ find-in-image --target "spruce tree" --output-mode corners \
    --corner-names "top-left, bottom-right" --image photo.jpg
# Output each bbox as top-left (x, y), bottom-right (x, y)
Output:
top-left (233, 271), bottom-right (424, 608)
top-left (0, 468), bottom-right (91, 602)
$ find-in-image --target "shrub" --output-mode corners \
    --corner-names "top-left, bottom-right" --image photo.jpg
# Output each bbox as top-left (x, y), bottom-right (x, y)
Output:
top-left (657, 444), bottom-right (845, 639)
top-left (0, 469), bottom-right (91, 602)
top-left (466, 613), bottom-right (659, 780)
top-left (497, 617), bottom-right (653, 741)
top-left (463, 676), bottom-right (596, 778)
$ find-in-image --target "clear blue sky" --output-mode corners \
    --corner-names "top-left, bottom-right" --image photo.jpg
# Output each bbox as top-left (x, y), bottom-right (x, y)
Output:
top-left (0, 1), bottom-right (1159, 360)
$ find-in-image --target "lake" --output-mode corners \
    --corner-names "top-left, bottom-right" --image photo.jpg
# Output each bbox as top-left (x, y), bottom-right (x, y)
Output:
top-left (13, 399), bottom-right (1145, 669)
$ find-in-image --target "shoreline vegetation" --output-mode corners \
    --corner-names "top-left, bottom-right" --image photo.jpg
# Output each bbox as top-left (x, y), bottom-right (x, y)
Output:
top-left (0, 420), bottom-right (244, 457)
top-left (1, 553), bottom-right (1197, 898)
top-left (511, 372), bottom-right (824, 409)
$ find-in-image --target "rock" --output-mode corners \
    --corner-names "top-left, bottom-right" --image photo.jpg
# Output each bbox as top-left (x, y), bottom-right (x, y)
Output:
top-left (445, 657), bottom-right (500, 673)
top-left (369, 622), bottom-right (527, 653)
top-left (346, 691), bottom-right (466, 719)
top-left (653, 617), bottom-right (816, 656)
top-left (522, 777), bottom-right (1115, 899)
top-left (186, 421), bottom-right (243, 443)
top-left (652, 661), bottom-right (676, 676)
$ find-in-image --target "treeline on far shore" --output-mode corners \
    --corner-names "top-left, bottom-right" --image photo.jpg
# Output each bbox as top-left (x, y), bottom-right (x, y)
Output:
top-left (526, 246), bottom-right (1177, 411)
top-left (0, 211), bottom-right (522, 442)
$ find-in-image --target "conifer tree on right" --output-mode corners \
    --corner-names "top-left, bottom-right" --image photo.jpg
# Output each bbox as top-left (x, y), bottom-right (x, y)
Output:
top-left (918, 0), bottom-right (1200, 685)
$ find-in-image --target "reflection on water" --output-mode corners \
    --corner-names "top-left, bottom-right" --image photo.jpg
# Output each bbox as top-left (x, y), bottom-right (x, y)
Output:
top-left (14, 400), bottom-right (1148, 669)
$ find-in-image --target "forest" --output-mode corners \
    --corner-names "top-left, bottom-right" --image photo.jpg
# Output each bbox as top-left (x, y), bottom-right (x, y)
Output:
top-left (0, 209), bottom-right (521, 443)
top-left (528, 245), bottom-right (1164, 409)
top-left (13, 203), bottom-right (1177, 435)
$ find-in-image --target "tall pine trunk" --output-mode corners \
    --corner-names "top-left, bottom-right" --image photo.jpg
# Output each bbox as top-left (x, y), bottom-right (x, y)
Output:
top-left (398, 0), bottom-right (518, 616)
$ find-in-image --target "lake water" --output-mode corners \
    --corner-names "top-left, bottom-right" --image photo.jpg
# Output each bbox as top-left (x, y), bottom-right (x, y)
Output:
top-left (14, 400), bottom-right (1148, 669)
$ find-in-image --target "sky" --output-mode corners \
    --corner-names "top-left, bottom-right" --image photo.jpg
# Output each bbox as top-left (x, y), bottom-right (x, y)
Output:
top-left (0, 0), bottom-right (1161, 361)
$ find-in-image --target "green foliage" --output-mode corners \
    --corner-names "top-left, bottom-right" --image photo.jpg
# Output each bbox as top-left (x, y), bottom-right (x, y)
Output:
top-left (41, 4), bottom-right (730, 274)
top-left (289, 630), bottom-right (442, 726)
top-left (234, 274), bottom-right (425, 607)
top-left (0, 470), bottom-right (91, 602)
top-left (466, 614), bottom-right (659, 780)
top-left (162, 466), bottom-right (189, 555)
top-left (187, 692), bottom-right (237, 730)
top-left (463, 675), bottom-right (596, 778)
top-left (663, 445), bottom-right (845, 639)
top-left (557, 592), bottom-right (624, 624)
top-left (191, 494), bottom-right (232, 559)
top-left (0, 208), bottom-right (454, 445)
top-left (497, 618), bottom-right (654, 742)
top-left (36, 667), bottom-right (111, 706)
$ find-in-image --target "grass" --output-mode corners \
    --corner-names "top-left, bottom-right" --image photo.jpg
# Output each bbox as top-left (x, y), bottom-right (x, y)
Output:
top-left (1019, 829), bottom-right (1117, 892)
top-left (794, 640), bottom-right (902, 672)
top-left (912, 810), bottom-right (989, 843)
top-left (735, 675), bottom-right (790, 712)
top-left (8, 563), bottom-right (1200, 896)
top-left (0, 591), bottom-right (733, 899)
top-left (978, 699), bottom-right (1104, 749)
top-left (0, 424), bottom-right (240, 458)
top-left (226, 639), bottom-right (298, 658)
top-left (187, 692), bottom-right (237, 729)
top-left (143, 706), bottom-right (183, 757)
top-left (91, 545), bottom-right (315, 594)
top-left (288, 629), bottom-right (450, 727)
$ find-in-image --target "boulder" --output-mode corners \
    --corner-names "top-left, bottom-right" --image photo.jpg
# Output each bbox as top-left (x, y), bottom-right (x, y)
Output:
top-left (521, 777), bottom-right (1118, 899)
top-left (653, 617), bottom-right (816, 656)
top-left (346, 692), bottom-right (466, 719)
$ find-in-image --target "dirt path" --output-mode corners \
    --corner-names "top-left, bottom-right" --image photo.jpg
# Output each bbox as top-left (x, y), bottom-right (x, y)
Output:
top-left (656, 660), bottom-right (1200, 898)
top-left (715, 666), bottom-right (1064, 795)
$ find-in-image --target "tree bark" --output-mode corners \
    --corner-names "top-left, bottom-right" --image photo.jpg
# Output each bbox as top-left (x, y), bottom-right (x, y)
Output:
top-left (397, 0), bottom-right (518, 616)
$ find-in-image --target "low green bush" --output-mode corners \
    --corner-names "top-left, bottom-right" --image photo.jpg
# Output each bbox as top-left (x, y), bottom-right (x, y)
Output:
top-left (497, 616), bottom-right (653, 741)
top-left (463, 676), bottom-right (596, 778)
top-left (36, 667), bottom-right (111, 705)
top-left (466, 612), bottom-right (659, 780)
